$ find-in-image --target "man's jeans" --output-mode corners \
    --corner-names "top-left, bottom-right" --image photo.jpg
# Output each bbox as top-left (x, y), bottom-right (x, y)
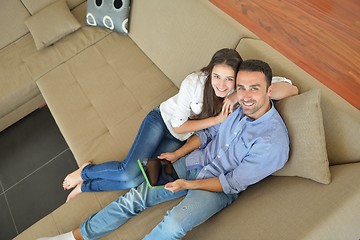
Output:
top-left (80, 107), bottom-right (185, 191)
top-left (80, 158), bottom-right (239, 240)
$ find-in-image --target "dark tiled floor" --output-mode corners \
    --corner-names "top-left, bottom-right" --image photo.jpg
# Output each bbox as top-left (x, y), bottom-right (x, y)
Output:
top-left (0, 107), bottom-right (78, 240)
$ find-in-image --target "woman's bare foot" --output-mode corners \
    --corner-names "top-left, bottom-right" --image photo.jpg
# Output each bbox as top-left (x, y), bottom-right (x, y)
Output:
top-left (63, 161), bottom-right (91, 190)
top-left (66, 184), bottom-right (82, 203)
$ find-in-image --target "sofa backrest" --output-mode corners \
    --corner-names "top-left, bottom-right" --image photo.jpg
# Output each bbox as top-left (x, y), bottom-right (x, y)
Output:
top-left (128, 0), bottom-right (360, 165)
top-left (0, 0), bottom-right (85, 50)
top-left (128, 0), bottom-right (257, 87)
top-left (0, 1), bottom-right (30, 49)
top-left (20, 0), bottom-right (85, 14)
top-left (236, 38), bottom-right (360, 166)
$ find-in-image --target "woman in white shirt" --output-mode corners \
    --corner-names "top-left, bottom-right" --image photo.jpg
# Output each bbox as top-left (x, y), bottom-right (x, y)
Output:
top-left (62, 48), bottom-right (297, 202)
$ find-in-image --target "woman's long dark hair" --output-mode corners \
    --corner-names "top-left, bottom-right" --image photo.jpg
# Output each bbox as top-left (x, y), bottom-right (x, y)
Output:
top-left (193, 48), bottom-right (242, 120)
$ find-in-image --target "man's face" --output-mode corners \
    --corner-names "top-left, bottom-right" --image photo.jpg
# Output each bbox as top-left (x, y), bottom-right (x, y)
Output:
top-left (236, 70), bottom-right (272, 119)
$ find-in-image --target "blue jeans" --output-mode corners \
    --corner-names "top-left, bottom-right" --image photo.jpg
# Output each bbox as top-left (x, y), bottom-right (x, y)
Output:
top-left (81, 107), bottom-right (185, 191)
top-left (80, 158), bottom-right (239, 240)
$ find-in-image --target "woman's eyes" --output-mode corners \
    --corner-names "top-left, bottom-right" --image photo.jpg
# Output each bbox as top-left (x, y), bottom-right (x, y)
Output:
top-left (213, 74), bottom-right (221, 79)
top-left (213, 74), bottom-right (234, 81)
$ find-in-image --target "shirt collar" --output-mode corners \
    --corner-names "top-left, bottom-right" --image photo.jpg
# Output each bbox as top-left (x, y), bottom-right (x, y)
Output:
top-left (238, 100), bottom-right (276, 125)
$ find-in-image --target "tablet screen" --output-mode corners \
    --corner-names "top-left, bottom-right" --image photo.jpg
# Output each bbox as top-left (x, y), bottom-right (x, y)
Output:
top-left (137, 158), bottom-right (179, 188)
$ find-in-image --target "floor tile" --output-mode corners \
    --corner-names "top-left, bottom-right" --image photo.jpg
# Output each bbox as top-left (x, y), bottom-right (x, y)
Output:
top-left (0, 192), bottom-right (18, 240)
top-left (6, 149), bottom-right (78, 233)
top-left (0, 107), bottom-right (69, 190)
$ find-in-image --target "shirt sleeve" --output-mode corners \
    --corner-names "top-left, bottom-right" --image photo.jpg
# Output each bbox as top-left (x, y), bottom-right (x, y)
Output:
top-left (169, 73), bottom-right (197, 128)
top-left (195, 124), bottom-right (220, 149)
top-left (219, 139), bottom-right (289, 194)
top-left (272, 76), bottom-right (293, 85)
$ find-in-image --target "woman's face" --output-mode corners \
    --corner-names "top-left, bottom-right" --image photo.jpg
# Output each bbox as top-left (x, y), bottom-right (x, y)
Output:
top-left (211, 64), bottom-right (236, 98)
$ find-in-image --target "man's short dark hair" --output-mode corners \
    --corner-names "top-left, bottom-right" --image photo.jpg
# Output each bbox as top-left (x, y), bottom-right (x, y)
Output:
top-left (239, 59), bottom-right (272, 88)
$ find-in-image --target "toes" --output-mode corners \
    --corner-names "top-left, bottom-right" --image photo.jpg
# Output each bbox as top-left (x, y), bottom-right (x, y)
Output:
top-left (62, 181), bottom-right (71, 190)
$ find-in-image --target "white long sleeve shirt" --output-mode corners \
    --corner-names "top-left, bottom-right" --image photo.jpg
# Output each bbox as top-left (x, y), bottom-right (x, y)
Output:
top-left (160, 72), bottom-right (206, 141)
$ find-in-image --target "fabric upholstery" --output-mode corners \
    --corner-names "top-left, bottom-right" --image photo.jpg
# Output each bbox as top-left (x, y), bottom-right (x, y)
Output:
top-left (129, 0), bottom-right (246, 87)
top-left (24, 0), bottom-right (81, 50)
top-left (0, 33), bottom-right (42, 132)
top-left (274, 89), bottom-right (331, 184)
top-left (0, 2), bottom-right (105, 131)
top-left (236, 39), bottom-right (360, 165)
top-left (14, 161), bottom-right (360, 240)
top-left (0, 95), bottom-right (45, 133)
top-left (23, 3), bottom-right (110, 80)
top-left (0, 0), bottom-right (30, 49)
top-left (36, 33), bottom-right (178, 164)
top-left (185, 162), bottom-right (360, 240)
top-left (21, 0), bottom-right (86, 14)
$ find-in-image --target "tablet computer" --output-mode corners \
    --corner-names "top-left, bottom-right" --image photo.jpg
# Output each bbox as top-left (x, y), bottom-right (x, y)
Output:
top-left (137, 158), bottom-right (179, 188)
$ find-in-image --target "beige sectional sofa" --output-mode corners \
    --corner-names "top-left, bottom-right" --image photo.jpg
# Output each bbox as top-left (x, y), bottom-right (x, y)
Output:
top-left (2, 0), bottom-right (359, 239)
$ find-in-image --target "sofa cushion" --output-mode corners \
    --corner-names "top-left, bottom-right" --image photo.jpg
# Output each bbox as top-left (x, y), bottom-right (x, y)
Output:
top-left (186, 162), bottom-right (360, 240)
top-left (0, 1), bottom-right (30, 49)
top-left (24, 0), bottom-right (81, 50)
top-left (236, 38), bottom-right (360, 166)
top-left (21, 0), bottom-right (86, 15)
top-left (86, 0), bottom-right (130, 34)
top-left (36, 33), bottom-right (178, 164)
top-left (273, 89), bottom-right (331, 184)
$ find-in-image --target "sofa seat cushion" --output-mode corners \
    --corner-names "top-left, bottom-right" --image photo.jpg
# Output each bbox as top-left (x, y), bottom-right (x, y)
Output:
top-left (13, 189), bottom-right (184, 240)
top-left (185, 162), bottom-right (360, 240)
top-left (14, 163), bottom-right (360, 240)
top-left (0, 35), bottom-right (41, 121)
top-left (36, 32), bottom-right (179, 165)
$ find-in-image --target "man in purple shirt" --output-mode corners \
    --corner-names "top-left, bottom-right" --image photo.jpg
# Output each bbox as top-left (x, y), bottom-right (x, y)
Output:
top-left (39, 59), bottom-right (290, 240)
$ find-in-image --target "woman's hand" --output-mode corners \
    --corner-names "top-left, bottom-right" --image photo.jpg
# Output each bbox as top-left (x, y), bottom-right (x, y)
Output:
top-left (213, 98), bottom-right (233, 124)
top-left (158, 152), bottom-right (179, 163)
top-left (225, 92), bottom-right (239, 111)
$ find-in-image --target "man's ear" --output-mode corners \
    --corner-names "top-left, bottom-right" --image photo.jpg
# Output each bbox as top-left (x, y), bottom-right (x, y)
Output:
top-left (267, 84), bottom-right (273, 97)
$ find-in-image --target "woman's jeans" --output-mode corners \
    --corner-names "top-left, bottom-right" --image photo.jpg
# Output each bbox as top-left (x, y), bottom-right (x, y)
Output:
top-left (80, 157), bottom-right (239, 240)
top-left (80, 107), bottom-right (185, 191)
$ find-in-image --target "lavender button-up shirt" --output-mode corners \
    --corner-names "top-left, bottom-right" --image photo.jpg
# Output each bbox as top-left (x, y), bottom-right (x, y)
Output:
top-left (185, 102), bottom-right (290, 194)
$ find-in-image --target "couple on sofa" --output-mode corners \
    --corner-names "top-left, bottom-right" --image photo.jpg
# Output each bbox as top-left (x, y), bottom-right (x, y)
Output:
top-left (40, 49), bottom-right (297, 240)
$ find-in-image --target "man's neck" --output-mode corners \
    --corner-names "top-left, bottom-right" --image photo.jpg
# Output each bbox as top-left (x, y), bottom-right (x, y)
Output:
top-left (247, 101), bottom-right (272, 120)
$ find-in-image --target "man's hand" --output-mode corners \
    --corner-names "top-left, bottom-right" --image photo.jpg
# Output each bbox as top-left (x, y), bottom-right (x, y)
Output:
top-left (165, 179), bottom-right (188, 193)
top-left (165, 177), bottom-right (223, 193)
top-left (158, 152), bottom-right (179, 163)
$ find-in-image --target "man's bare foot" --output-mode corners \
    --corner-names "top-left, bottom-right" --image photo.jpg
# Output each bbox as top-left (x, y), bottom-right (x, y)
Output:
top-left (63, 161), bottom-right (91, 190)
top-left (66, 184), bottom-right (82, 203)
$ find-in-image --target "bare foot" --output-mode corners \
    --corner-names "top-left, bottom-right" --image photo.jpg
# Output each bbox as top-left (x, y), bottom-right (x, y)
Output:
top-left (63, 161), bottom-right (91, 190)
top-left (66, 184), bottom-right (82, 203)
